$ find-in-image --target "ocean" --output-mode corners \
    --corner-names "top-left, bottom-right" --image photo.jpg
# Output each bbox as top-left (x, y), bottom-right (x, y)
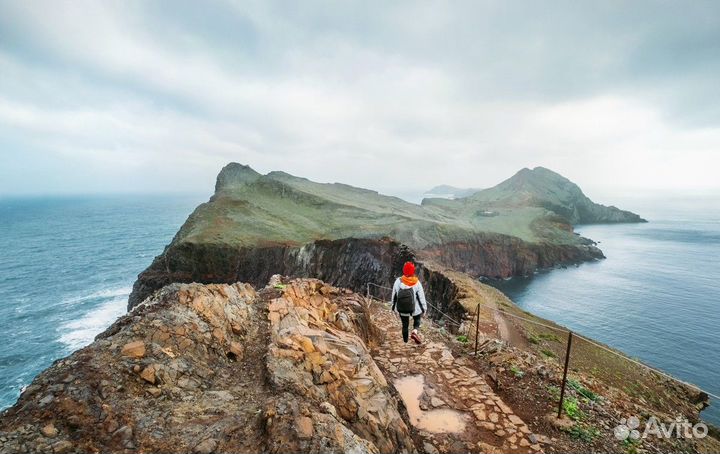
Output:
top-left (489, 201), bottom-right (720, 424)
top-left (0, 195), bottom-right (204, 410)
top-left (1, 196), bottom-right (718, 426)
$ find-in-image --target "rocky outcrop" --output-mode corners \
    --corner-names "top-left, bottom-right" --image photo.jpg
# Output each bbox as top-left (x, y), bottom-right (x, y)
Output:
top-left (0, 279), bottom-right (414, 454)
top-left (128, 238), bottom-right (414, 310)
top-left (3, 277), bottom-right (717, 454)
top-left (419, 236), bottom-right (604, 280)
top-left (265, 277), bottom-right (414, 453)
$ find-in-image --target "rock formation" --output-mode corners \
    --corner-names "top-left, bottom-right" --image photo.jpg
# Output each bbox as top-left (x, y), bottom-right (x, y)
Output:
top-left (2, 278), bottom-right (717, 454)
top-left (0, 279), bottom-right (414, 453)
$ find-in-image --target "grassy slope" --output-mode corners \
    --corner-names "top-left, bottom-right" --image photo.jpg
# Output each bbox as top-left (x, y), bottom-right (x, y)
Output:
top-left (175, 164), bottom-right (593, 248)
top-left (431, 265), bottom-right (709, 425)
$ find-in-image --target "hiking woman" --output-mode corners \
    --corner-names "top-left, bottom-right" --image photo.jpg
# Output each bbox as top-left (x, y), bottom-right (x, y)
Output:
top-left (390, 261), bottom-right (427, 344)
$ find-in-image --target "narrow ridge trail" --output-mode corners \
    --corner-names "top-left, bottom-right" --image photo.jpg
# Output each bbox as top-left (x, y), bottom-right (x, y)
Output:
top-left (370, 303), bottom-right (543, 454)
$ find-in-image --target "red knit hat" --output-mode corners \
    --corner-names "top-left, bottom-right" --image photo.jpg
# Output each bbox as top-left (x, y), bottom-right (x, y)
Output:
top-left (402, 261), bottom-right (415, 277)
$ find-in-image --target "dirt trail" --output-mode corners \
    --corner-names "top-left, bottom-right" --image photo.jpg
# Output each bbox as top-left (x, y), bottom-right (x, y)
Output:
top-left (216, 287), bottom-right (273, 451)
top-left (493, 310), bottom-right (528, 347)
top-left (370, 304), bottom-right (543, 454)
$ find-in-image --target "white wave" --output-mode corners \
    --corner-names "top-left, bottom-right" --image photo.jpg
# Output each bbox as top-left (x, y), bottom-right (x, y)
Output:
top-left (58, 296), bottom-right (127, 352)
top-left (61, 286), bottom-right (133, 305)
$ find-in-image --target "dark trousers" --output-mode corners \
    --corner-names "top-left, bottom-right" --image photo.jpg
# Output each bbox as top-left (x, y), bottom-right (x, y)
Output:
top-left (400, 315), bottom-right (422, 343)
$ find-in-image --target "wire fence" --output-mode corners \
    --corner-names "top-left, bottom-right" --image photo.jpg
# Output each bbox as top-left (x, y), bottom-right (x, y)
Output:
top-left (365, 280), bottom-right (719, 424)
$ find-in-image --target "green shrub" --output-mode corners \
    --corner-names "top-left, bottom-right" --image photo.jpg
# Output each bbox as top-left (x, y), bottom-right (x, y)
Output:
top-left (538, 333), bottom-right (561, 342)
top-left (456, 334), bottom-right (469, 343)
top-left (622, 438), bottom-right (641, 454)
top-left (568, 378), bottom-right (600, 402)
top-left (566, 424), bottom-right (599, 442)
top-left (509, 365), bottom-right (524, 378)
top-left (562, 396), bottom-right (585, 421)
top-left (540, 348), bottom-right (556, 358)
top-left (528, 334), bottom-right (540, 344)
top-left (547, 385), bottom-right (560, 400)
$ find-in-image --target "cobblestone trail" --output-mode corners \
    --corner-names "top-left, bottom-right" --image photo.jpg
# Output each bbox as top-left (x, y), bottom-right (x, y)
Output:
top-left (372, 306), bottom-right (543, 454)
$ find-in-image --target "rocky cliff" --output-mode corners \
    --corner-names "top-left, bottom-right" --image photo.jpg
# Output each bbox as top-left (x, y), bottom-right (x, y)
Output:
top-left (2, 278), bottom-right (716, 454)
top-left (0, 279), bottom-right (414, 454)
top-left (128, 163), bottom-right (628, 310)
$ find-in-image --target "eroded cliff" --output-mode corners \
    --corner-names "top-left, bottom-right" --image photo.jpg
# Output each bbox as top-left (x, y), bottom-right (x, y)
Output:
top-left (0, 279), bottom-right (415, 454)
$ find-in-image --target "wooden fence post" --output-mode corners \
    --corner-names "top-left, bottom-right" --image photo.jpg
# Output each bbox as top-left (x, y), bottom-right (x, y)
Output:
top-left (557, 331), bottom-right (574, 418)
top-left (474, 304), bottom-right (480, 355)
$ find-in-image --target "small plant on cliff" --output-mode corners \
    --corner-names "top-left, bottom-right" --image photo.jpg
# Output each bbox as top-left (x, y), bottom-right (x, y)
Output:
top-left (622, 438), bottom-right (641, 454)
top-left (548, 385), bottom-right (561, 401)
top-left (538, 333), bottom-right (561, 342)
top-left (509, 365), bottom-right (525, 378)
top-left (568, 378), bottom-right (599, 402)
top-left (528, 334), bottom-right (540, 345)
top-left (456, 334), bottom-right (469, 343)
top-left (562, 396), bottom-right (585, 421)
top-left (566, 424), bottom-right (599, 442)
top-left (540, 348), bottom-right (556, 358)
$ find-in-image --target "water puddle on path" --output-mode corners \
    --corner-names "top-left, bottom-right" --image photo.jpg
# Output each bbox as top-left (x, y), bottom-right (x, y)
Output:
top-left (394, 375), bottom-right (466, 434)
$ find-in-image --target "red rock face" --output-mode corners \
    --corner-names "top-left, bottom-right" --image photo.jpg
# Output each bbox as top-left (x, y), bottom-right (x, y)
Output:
top-left (419, 237), bottom-right (604, 279)
top-left (128, 237), bottom-right (414, 310)
top-left (128, 235), bottom-right (603, 314)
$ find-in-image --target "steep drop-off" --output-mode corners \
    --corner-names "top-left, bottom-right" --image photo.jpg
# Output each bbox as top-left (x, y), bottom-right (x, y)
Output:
top-left (0, 280), bottom-right (415, 454)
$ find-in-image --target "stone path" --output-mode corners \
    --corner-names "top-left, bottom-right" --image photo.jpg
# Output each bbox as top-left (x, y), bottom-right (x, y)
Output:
top-left (371, 307), bottom-right (543, 454)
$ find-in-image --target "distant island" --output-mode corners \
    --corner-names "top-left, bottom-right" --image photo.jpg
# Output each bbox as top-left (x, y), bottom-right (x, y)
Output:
top-left (424, 184), bottom-right (484, 199)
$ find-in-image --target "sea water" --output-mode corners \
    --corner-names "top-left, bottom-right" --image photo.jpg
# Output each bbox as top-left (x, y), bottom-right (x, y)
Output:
top-left (489, 201), bottom-right (720, 424)
top-left (0, 195), bottom-right (203, 410)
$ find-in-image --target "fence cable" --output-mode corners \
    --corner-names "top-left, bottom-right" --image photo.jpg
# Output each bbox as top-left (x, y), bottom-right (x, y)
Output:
top-left (366, 281), bottom-right (720, 403)
top-left (492, 306), bottom-right (720, 402)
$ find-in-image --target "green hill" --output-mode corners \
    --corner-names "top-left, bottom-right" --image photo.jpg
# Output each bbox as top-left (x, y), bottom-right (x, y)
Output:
top-left (181, 163), bottom-right (643, 248)
top-left (455, 167), bottom-right (645, 224)
top-left (128, 163), bottom-right (643, 308)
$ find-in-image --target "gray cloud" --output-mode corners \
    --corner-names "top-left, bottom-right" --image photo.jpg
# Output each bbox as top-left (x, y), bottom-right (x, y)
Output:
top-left (1, 0), bottom-right (719, 201)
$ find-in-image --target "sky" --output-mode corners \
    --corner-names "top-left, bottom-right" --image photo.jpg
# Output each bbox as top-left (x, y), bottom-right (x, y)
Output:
top-left (1, 0), bottom-right (719, 203)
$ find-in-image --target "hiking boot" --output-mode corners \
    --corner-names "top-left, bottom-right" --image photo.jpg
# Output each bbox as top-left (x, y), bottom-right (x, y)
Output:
top-left (410, 331), bottom-right (422, 344)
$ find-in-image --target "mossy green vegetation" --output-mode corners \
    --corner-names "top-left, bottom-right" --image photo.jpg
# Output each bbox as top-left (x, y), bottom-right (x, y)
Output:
top-left (562, 396), bottom-right (585, 421)
top-left (566, 424), bottom-right (600, 442)
top-left (177, 163), bottom-right (640, 250)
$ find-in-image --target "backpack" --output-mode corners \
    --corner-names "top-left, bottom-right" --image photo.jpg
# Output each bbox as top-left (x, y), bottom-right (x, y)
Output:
top-left (396, 287), bottom-right (415, 314)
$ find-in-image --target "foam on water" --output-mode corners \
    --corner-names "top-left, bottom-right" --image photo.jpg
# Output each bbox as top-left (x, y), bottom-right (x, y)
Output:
top-left (61, 286), bottom-right (133, 305)
top-left (0, 194), bottom-right (203, 411)
top-left (58, 289), bottom-right (129, 352)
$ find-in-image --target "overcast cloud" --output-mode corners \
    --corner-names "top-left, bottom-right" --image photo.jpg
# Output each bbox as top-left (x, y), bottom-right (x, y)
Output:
top-left (1, 0), bottom-right (719, 202)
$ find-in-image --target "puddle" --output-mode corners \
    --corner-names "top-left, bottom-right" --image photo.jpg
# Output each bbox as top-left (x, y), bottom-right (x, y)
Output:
top-left (394, 375), bottom-right (466, 434)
